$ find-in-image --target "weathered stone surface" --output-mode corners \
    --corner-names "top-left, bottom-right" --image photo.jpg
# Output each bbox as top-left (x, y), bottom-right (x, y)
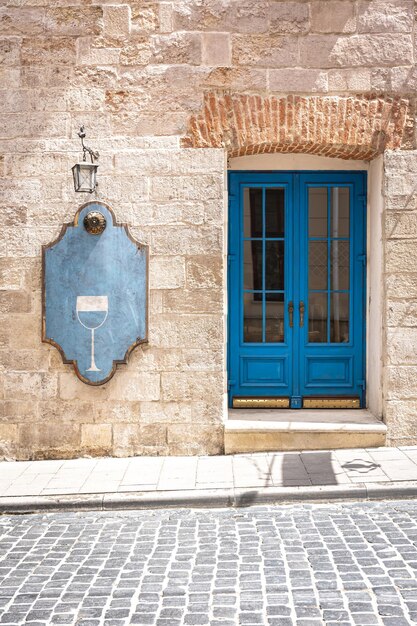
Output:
top-left (186, 256), bottom-right (223, 289)
top-left (81, 423), bottom-right (112, 453)
top-left (233, 35), bottom-right (298, 67)
top-left (0, 37), bottom-right (21, 65)
top-left (131, 2), bottom-right (159, 32)
top-left (269, 2), bottom-right (310, 34)
top-left (103, 5), bottom-right (130, 38)
top-left (167, 423), bottom-right (224, 455)
top-left (385, 366), bottom-right (417, 400)
top-left (44, 7), bottom-right (103, 36)
top-left (311, 1), bottom-right (356, 34)
top-left (386, 273), bottom-right (417, 299)
top-left (202, 32), bottom-right (231, 66)
top-left (387, 328), bottom-right (417, 365)
top-left (269, 69), bottom-right (328, 93)
top-left (387, 301), bottom-right (417, 327)
top-left (113, 423), bottom-right (167, 456)
top-left (300, 34), bottom-right (413, 68)
top-left (0, 7), bottom-right (45, 35)
top-left (5, 372), bottom-right (57, 401)
top-left (161, 372), bottom-right (223, 402)
top-left (358, 0), bottom-right (413, 34)
top-left (328, 69), bottom-right (371, 92)
top-left (19, 423), bottom-right (81, 457)
top-left (150, 256), bottom-right (185, 289)
top-left (386, 240), bottom-right (417, 273)
top-left (21, 37), bottom-right (76, 66)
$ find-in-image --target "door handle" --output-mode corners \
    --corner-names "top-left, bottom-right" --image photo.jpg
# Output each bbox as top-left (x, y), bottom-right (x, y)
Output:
top-left (299, 301), bottom-right (305, 328)
top-left (288, 301), bottom-right (294, 328)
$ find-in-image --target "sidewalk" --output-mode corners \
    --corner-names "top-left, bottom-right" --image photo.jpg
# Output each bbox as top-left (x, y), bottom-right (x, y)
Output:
top-left (1, 446), bottom-right (417, 513)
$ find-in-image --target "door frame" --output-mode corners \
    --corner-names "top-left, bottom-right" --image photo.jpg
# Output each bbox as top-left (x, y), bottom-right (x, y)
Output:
top-left (227, 169), bottom-right (368, 409)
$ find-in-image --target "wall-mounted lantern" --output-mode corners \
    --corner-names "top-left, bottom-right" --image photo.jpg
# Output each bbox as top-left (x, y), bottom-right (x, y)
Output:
top-left (72, 126), bottom-right (99, 193)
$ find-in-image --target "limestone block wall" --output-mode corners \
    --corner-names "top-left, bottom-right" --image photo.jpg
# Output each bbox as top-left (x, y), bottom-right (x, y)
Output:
top-left (384, 150), bottom-right (417, 446)
top-left (0, 0), bottom-right (417, 458)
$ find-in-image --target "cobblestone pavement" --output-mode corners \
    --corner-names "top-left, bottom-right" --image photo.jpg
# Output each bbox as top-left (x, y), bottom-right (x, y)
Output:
top-left (1, 501), bottom-right (417, 626)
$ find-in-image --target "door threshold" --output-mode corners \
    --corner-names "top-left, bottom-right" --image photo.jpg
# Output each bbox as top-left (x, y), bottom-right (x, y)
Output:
top-left (228, 408), bottom-right (383, 426)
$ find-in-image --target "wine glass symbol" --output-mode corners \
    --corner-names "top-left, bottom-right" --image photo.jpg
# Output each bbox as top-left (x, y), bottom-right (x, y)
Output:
top-left (76, 296), bottom-right (108, 372)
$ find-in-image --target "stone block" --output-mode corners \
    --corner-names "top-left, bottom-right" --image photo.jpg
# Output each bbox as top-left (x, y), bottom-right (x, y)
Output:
top-left (131, 2), bottom-right (159, 32)
top-left (203, 66), bottom-right (267, 90)
top-left (159, 3), bottom-right (172, 33)
top-left (44, 7), bottom-right (103, 36)
top-left (119, 36), bottom-right (153, 65)
top-left (232, 34), bottom-right (298, 67)
top-left (0, 424), bottom-right (19, 460)
top-left (150, 256), bottom-right (185, 290)
top-left (167, 423), bottom-right (224, 455)
top-left (1, 400), bottom-right (37, 423)
top-left (300, 34), bottom-right (413, 68)
top-left (151, 225), bottom-right (222, 255)
top-left (103, 5), bottom-right (130, 38)
top-left (387, 328), bottom-right (417, 365)
top-left (328, 69), bottom-right (371, 92)
top-left (0, 349), bottom-right (50, 371)
top-left (81, 424), bottom-right (112, 453)
top-left (269, 69), bottom-right (328, 93)
top-left (186, 256), bottom-right (223, 289)
top-left (152, 33), bottom-right (202, 65)
top-left (5, 315), bottom-right (40, 349)
top-left (95, 401), bottom-right (142, 423)
top-left (269, 2), bottom-right (310, 34)
top-left (0, 291), bottom-right (31, 314)
top-left (5, 372), bottom-right (57, 401)
top-left (202, 33), bottom-right (231, 66)
top-left (311, 2), bottom-right (356, 33)
top-left (0, 37), bottom-right (21, 65)
top-left (66, 88), bottom-right (105, 112)
top-left (110, 372), bottom-right (161, 402)
top-left (163, 288), bottom-right (223, 314)
top-left (386, 273), bottom-right (417, 299)
top-left (113, 423), bottom-right (167, 456)
top-left (386, 240), bottom-right (417, 273)
top-left (385, 400), bottom-right (417, 437)
top-left (150, 314), bottom-right (223, 349)
top-left (0, 7), bottom-right (44, 35)
top-left (173, 0), bottom-right (268, 33)
top-left (387, 301), bottom-right (417, 327)
top-left (59, 372), bottom-right (111, 401)
top-left (385, 366), bottom-right (417, 399)
top-left (161, 371), bottom-right (224, 402)
top-left (358, 0), bottom-right (413, 34)
top-left (0, 258), bottom-right (24, 290)
top-left (19, 423), bottom-right (81, 456)
top-left (21, 37), bottom-right (76, 66)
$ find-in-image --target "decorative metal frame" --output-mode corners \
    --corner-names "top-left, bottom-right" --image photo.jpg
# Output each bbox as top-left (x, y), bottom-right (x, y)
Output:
top-left (41, 201), bottom-right (149, 386)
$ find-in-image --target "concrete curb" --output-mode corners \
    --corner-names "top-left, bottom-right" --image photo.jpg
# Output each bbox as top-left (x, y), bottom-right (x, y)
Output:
top-left (1, 481), bottom-right (417, 514)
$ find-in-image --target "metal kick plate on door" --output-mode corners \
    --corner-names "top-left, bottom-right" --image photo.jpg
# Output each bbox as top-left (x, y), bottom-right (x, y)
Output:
top-left (303, 398), bottom-right (361, 409)
top-left (232, 397), bottom-right (290, 409)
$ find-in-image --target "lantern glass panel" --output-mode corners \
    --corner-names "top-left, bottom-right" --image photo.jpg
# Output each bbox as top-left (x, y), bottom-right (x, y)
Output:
top-left (72, 163), bottom-right (98, 193)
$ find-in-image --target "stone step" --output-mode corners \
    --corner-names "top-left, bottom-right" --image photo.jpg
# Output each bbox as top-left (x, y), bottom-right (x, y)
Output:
top-left (225, 409), bottom-right (387, 454)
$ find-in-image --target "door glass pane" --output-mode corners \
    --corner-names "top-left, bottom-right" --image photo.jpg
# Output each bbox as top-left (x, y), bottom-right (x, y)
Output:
top-left (309, 242), bottom-right (328, 290)
top-left (244, 293), bottom-right (263, 343)
top-left (244, 188), bottom-right (262, 238)
top-left (265, 241), bottom-right (284, 290)
top-left (265, 294), bottom-right (285, 343)
top-left (309, 188), bottom-right (328, 237)
top-left (308, 292), bottom-right (328, 343)
top-left (265, 188), bottom-right (285, 237)
top-left (244, 241), bottom-right (262, 290)
top-left (331, 293), bottom-right (349, 343)
top-left (331, 241), bottom-right (350, 291)
top-left (331, 187), bottom-right (350, 238)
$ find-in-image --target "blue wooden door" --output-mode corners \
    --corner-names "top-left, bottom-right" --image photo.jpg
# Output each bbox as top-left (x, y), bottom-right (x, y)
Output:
top-left (228, 171), bottom-right (366, 409)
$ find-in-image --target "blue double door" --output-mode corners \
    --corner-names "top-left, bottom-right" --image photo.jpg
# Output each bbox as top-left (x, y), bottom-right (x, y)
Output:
top-left (228, 171), bottom-right (367, 409)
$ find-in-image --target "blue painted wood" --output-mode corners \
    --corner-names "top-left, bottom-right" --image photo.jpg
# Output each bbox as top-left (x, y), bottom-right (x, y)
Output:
top-left (228, 171), bottom-right (367, 408)
top-left (43, 202), bottom-right (148, 385)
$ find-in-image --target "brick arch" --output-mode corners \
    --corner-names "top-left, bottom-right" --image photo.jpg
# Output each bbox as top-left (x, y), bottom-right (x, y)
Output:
top-left (181, 93), bottom-right (410, 161)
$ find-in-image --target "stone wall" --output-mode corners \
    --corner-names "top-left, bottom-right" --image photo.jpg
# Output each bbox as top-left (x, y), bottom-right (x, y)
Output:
top-left (384, 150), bottom-right (417, 446)
top-left (1, 0), bottom-right (417, 458)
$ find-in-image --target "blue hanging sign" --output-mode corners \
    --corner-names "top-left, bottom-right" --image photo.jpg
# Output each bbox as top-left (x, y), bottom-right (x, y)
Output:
top-left (42, 202), bottom-right (148, 385)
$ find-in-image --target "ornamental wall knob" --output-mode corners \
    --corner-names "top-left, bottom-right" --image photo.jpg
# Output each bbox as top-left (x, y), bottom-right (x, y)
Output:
top-left (83, 211), bottom-right (106, 235)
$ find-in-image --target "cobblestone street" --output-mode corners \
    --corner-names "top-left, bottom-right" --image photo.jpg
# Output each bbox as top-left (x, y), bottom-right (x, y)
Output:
top-left (1, 502), bottom-right (417, 626)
